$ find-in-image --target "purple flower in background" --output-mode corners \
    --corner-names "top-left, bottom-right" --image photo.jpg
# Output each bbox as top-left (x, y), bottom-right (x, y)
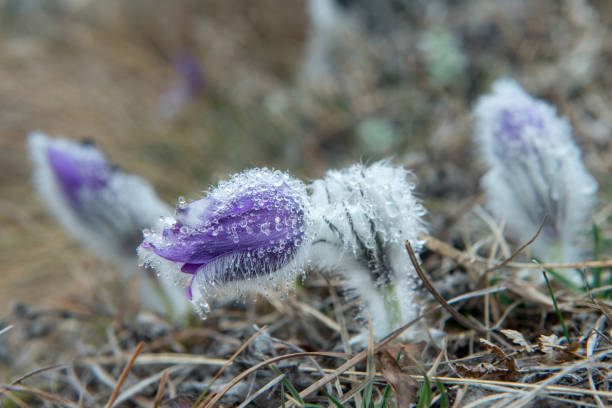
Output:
top-left (45, 141), bottom-right (110, 211)
top-left (29, 132), bottom-right (172, 261)
top-left (176, 54), bottom-right (205, 95)
top-left (473, 79), bottom-right (598, 274)
top-left (138, 168), bottom-right (312, 316)
top-left (159, 53), bottom-right (205, 119)
top-left (28, 132), bottom-right (190, 319)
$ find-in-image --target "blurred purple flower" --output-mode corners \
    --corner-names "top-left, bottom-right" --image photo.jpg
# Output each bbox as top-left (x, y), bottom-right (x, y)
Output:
top-left (159, 53), bottom-right (205, 119)
top-left (29, 132), bottom-right (173, 260)
top-left (176, 54), bottom-right (205, 95)
top-left (474, 79), bottom-right (598, 271)
top-left (28, 132), bottom-right (190, 319)
top-left (45, 140), bottom-right (110, 212)
top-left (138, 168), bottom-right (312, 316)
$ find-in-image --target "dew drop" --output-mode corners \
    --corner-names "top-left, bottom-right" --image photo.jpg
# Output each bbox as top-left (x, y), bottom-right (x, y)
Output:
top-left (260, 222), bottom-right (271, 236)
top-left (195, 299), bottom-right (211, 319)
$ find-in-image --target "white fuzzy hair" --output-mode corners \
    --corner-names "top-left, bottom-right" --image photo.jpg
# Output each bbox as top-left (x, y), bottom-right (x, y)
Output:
top-left (309, 161), bottom-right (429, 343)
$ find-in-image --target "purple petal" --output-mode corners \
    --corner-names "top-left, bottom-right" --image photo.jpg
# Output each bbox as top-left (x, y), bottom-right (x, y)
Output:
top-left (186, 277), bottom-right (194, 301)
top-left (144, 169), bottom-right (308, 287)
top-left (181, 263), bottom-right (201, 275)
top-left (493, 106), bottom-right (544, 160)
top-left (46, 143), bottom-right (111, 209)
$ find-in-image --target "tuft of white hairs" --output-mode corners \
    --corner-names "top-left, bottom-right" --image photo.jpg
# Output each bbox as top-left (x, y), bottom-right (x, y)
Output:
top-left (28, 132), bottom-right (191, 321)
top-left (309, 161), bottom-right (431, 344)
top-left (473, 79), bottom-right (598, 283)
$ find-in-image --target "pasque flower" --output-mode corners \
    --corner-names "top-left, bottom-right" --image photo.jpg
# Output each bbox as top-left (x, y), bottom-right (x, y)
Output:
top-left (138, 168), bottom-right (312, 316)
top-left (28, 132), bottom-right (189, 319)
top-left (474, 79), bottom-right (598, 273)
top-left (309, 161), bottom-right (429, 343)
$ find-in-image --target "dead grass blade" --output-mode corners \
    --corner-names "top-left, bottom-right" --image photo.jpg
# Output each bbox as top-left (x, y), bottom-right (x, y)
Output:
top-left (9, 364), bottom-right (70, 385)
top-left (153, 369), bottom-right (170, 408)
top-left (0, 384), bottom-right (75, 406)
top-left (114, 365), bottom-right (185, 406)
top-left (335, 320), bottom-right (377, 406)
top-left (236, 373), bottom-right (286, 408)
top-left (196, 325), bottom-right (267, 407)
top-left (292, 299), bottom-right (341, 333)
top-left (295, 284), bottom-right (510, 403)
top-left (423, 234), bottom-right (612, 270)
top-left (406, 241), bottom-right (508, 346)
top-left (105, 340), bottom-right (145, 408)
top-left (481, 217), bottom-right (546, 277)
top-left (202, 351), bottom-right (348, 408)
top-left (80, 353), bottom-right (229, 367)
top-left (0, 324), bottom-right (13, 336)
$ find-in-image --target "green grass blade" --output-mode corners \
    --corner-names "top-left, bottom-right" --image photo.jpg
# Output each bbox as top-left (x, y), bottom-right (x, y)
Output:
top-left (543, 271), bottom-right (571, 344)
top-left (271, 365), bottom-right (309, 407)
top-left (531, 258), bottom-right (583, 293)
top-left (436, 379), bottom-right (449, 408)
top-left (592, 224), bottom-right (602, 288)
top-left (361, 382), bottom-right (374, 408)
top-left (417, 371), bottom-right (432, 408)
top-left (377, 384), bottom-right (392, 408)
top-left (322, 390), bottom-right (345, 408)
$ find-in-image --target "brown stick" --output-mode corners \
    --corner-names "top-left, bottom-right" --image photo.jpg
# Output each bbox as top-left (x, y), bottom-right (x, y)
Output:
top-left (406, 242), bottom-right (508, 346)
top-left (105, 341), bottom-right (145, 408)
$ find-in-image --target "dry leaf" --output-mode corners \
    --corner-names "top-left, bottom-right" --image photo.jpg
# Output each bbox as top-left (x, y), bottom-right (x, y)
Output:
top-left (456, 363), bottom-right (509, 378)
top-left (377, 350), bottom-right (418, 407)
top-left (501, 329), bottom-right (533, 352)
top-left (480, 338), bottom-right (505, 358)
top-left (479, 338), bottom-right (519, 378)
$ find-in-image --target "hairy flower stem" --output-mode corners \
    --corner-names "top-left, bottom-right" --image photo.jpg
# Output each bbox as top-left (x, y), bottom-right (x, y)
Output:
top-left (381, 284), bottom-right (402, 333)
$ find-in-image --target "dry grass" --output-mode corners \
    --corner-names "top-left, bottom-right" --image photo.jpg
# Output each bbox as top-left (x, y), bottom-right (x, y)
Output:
top-left (1, 0), bottom-right (612, 406)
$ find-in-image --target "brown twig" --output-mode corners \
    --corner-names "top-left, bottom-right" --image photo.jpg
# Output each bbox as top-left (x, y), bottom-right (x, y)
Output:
top-left (421, 217), bottom-right (612, 273)
top-left (202, 351), bottom-right (350, 408)
top-left (293, 284), bottom-right (508, 405)
top-left (481, 217), bottom-right (547, 278)
top-left (105, 341), bottom-right (145, 408)
top-left (406, 241), bottom-right (508, 346)
top-left (198, 326), bottom-right (270, 408)
top-left (153, 369), bottom-right (169, 408)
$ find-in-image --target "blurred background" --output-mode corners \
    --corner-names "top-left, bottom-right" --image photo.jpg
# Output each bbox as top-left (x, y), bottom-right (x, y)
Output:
top-left (1, 0), bottom-right (611, 314)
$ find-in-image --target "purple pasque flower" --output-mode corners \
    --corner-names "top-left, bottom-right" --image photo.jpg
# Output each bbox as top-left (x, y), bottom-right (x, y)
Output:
top-left (473, 79), bottom-right (598, 270)
top-left (138, 168), bottom-right (312, 316)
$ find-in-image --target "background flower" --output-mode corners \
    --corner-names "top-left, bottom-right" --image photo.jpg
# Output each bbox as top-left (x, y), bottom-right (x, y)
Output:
top-left (28, 132), bottom-right (189, 319)
top-left (474, 79), bottom-right (598, 268)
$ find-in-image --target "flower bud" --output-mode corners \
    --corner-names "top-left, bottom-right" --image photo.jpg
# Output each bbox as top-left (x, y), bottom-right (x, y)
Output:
top-left (309, 161), bottom-right (429, 343)
top-left (138, 168), bottom-right (312, 317)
